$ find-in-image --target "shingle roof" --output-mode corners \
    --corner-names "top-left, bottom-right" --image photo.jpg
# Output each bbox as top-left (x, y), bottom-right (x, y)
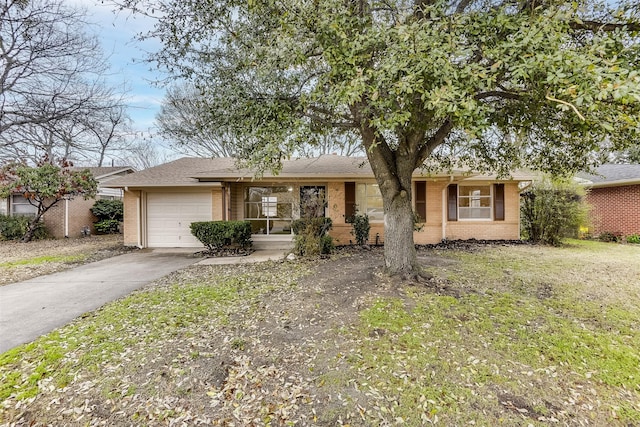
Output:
top-left (73, 166), bottom-right (135, 180)
top-left (578, 164), bottom-right (640, 187)
top-left (103, 156), bottom-right (534, 188)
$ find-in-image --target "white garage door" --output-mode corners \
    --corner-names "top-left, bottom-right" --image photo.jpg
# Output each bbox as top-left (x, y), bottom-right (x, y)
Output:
top-left (147, 192), bottom-right (212, 247)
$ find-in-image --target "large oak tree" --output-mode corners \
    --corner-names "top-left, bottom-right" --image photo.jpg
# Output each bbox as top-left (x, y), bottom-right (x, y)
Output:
top-left (119, 0), bottom-right (640, 275)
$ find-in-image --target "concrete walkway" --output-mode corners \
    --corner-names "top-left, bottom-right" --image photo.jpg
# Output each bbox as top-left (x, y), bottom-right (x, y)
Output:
top-left (0, 248), bottom-right (288, 353)
top-left (195, 249), bottom-right (287, 265)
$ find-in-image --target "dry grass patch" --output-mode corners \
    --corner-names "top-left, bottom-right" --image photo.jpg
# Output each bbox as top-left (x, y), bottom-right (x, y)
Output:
top-left (0, 235), bottom-right (126, 285)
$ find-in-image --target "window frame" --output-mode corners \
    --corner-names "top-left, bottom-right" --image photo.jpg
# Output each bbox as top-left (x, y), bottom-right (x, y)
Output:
top-left (457, 184), bottom-right (493, 221)
top-left (10, 195), bottom-right (38, 217)
top-left (242, 185), bottom-right (294, 235)
top-left (355, 182), bottom-right (384, 223)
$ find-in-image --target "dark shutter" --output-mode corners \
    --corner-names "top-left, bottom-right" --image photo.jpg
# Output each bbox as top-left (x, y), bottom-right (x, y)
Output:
top-left (447, 184), bottom-right (458, 221)
top-left (345, 182), bottom-right (356, 221)
top-left (415, 181), bottom-right (426, 222)
top-left (494, 183), bottom-right (505, 221)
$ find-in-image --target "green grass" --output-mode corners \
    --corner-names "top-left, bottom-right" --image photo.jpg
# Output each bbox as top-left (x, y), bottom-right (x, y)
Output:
top-left (353, 293), bottom-right (640, 424)
top-left (0, 254), bottom-right (87, 268)
top-left (349, 241), bottom-right (640, 425)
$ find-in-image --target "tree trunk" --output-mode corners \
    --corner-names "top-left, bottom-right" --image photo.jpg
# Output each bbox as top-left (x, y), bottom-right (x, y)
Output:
top-left (363, 136), bottom-right (419, 275)
top-left (21, 216), bottom-right (42, 243)
top-left (351, 106), bottom-right (448, 277)
top-left (382, 187), bottom-right (417, 275)
top-left (21, 203), bottom-right (53, 243)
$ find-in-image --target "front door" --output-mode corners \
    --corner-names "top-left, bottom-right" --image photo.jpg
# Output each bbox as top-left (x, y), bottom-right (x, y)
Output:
top-left (300, 186), bottom-right (327, 218)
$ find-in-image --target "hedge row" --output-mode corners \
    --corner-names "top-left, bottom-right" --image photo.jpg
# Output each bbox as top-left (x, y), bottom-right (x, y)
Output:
top-left (190, 221), bottom-right (252, 251)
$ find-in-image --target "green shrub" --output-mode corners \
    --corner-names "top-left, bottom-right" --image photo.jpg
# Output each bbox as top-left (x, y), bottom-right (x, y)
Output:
top-left (292, 217), bottom-right (332, 237)
top-left (91, 199), bottom-right (124, 235)
top-left (520, 178), bottom-right (590, 246)
top-left (292, 217), bottom-right (334, 256)
top-left (625, 233), bottom-right (640, 244)
top-left (319, 234), bottom-right (335, 254)
top-left (91, 199), bottom-right (123, 221)
top-left (190, 221), bottom-right (252, 251)
top-left (94, 219), bottom-right (120, 234)
top-left (349, 212), bottom-right (370, 246)
top-left (0, 215), bottom-right (47, 241)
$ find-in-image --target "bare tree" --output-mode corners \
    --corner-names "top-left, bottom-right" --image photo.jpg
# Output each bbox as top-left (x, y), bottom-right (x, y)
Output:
top-left (0, 0), bottom-right (112, 131)
top-left (296, 132), bottom-right (363, 158)
top-left (156, 83), bottom-right (237, 157)
top-left (0, 0), bottom-right (133, 166)
top-left (158, 83), bottom-right (363, 159)
top-left (81, 103), bottom-right (133, 166)
top-left (119, 134), bottom-right (171, 170)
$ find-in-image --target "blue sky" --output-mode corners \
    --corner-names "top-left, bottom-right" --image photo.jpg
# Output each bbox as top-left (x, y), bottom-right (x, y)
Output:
top-left (76, 0), bottom-right (167, 136)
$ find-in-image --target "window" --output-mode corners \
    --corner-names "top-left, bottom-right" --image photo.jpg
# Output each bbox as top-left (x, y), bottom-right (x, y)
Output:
top-left (448, 184), bottom-right (505, 221)
top-left (458, 185), bottom-right (491, 219)
top-left (355, 183), bottom-right (384, 221)
top-left (243, 186), bottom-right (293, 235)
top-left (11, 195), bottom-right (38, 217)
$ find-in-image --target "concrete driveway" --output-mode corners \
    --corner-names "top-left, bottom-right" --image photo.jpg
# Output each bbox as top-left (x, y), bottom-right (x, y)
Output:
top-left (0, 249), bottom-right (199, 353)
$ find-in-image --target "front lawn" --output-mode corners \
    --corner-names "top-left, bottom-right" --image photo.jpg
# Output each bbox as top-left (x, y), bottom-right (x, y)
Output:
top-left (1, 240), bottom-right (639, 425)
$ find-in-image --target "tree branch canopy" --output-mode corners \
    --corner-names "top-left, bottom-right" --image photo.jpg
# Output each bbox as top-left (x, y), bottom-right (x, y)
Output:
top-left (114, 0), bottom-right (640, 273)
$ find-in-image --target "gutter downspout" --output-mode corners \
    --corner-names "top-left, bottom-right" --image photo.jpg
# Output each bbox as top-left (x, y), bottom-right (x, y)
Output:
top-left (64, 198), bottom-right (69, 238)
top-left (124, 187), bottom-right (143, 248)
top-left (441, 186), bottom-right (447, 241)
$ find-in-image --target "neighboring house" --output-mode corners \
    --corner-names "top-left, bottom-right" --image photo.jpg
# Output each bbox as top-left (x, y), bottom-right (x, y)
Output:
top-left (1, 166), bottom-right (135, 238)
top-left (578, 164), bottom-right (640, 237)
top-left (104, 156), bottom-right (534, 248)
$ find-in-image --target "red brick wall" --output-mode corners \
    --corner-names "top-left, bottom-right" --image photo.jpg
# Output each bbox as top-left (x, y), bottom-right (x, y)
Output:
top-left (586, 185), bottom-right (640, 236)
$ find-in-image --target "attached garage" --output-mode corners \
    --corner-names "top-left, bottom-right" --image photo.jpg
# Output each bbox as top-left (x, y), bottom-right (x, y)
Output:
top-left (146, 192), bottom-right (212, 247)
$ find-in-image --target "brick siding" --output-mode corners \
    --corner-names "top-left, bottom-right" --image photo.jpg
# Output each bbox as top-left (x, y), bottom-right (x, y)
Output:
top-left (328, 180), bottom-right (522, 245)
top-left (586, 185), bottom-right (640, 236)
top-left (122, 179), bottom-right (524, 248)
top-left (43, 198), bottom-right (97, 239)
top-left (212, 188), bottom-right (224, 221)
top-left (123, 190), bottom-right (141, 246)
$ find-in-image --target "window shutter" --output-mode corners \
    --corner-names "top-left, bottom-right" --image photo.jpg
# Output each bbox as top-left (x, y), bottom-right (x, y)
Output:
top-left (494, 183), bottom-right (505, 221)
top-left (415, 181), bottom-right (426, 222)
top-left (345, 182), bottom-right (356, 221)
top-left (447, 184), bottom-right (458, 221)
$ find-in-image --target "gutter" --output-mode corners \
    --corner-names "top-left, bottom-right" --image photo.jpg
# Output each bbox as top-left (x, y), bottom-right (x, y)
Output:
top-left (583, 178), bottom-right (640, 189)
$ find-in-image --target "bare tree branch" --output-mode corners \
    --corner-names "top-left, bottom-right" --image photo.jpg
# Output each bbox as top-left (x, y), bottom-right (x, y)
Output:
top-left (569, 20), bottom-right (640, 32)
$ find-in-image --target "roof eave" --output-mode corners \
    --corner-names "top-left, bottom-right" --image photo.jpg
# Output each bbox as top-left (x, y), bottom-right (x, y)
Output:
top-left (586, 178), bottom-right (640, 188)
top-left (94, 168), bottom-right (136, 180)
